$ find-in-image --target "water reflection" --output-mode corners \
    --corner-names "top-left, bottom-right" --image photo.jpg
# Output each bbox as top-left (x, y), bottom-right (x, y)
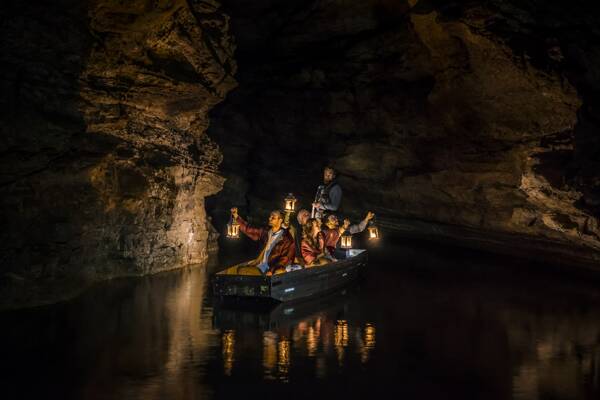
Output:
top-left (334, 320), bottom-right (349, 366)
top-left (277, 338), bottom-right (291, 381)
top-left (262, 331), bottom-right (278, 380)
top-left (509, 313), bottom-right (600, 400)
top-left (222, 330), bottom-right (235, 376)
top-left (360, 323), bottom-right (376, 364)
top-left (216, 295), bottom-right (379, 383)
top-left (1, 244), bottom-right (600, 399)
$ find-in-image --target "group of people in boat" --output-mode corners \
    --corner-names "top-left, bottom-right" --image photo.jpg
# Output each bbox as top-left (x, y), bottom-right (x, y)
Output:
top-left (229, 166), bottom-right (375, 276)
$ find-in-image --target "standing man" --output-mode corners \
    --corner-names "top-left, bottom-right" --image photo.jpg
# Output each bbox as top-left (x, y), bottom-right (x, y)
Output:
top-left (312, 166), bottom-right (342, 219)
top-left (230, 207), bottom-right (295, 275)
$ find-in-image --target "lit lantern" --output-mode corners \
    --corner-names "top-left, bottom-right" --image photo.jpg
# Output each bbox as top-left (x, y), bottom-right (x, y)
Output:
top-left (284, 193), bottom-right (297, 213)
top-left (340, 231), bottom-right (353, 249)
top-left (226, 217), bottom-right (240, 239)
top-left (367, 221), bottom-right (379, 240)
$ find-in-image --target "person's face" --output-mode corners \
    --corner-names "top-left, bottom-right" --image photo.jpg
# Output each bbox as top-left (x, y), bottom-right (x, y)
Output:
top-left (327, 215), bottom-right (338, 227)
top-left (315, 218), bottom-right (322, 228)
top-left (311, 220), bottom-right (320, 233)
top-left (298, 210), bottom-right (309, 226)
top-left (269, 212), bottom-right (282, 228)
top-left (323, 168), bottom-right (335, 184)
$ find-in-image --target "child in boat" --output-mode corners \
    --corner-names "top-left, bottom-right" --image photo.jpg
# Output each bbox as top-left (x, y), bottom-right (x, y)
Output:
top-left (301, 218), bottom-right (334, 266)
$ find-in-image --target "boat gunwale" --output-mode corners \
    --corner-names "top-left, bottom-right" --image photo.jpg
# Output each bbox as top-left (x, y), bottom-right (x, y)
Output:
top-left (215, 250), bottom-right (367, 281)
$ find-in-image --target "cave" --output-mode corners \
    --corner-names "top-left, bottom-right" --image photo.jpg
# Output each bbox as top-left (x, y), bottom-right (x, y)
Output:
top-left (1, 0), bottom-right (600, 398)
top-left (207, 0), bottom-right (600, 265)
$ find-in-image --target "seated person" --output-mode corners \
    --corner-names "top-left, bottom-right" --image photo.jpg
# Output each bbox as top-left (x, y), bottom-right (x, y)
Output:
top-left (290, 209), bottom-right (311, 264)
top-left (230, 207), bottom-right (295, 275)
top-left (343, 211), bottom-right (375, 234)
top-left (323, 211), bottom-right (375, 254)
top-left (322, 214), bottom-right (346, 255)
top-left (301, 218), bottom-right (333, 266)
top-left (287, 208), bottom-right (310, 242)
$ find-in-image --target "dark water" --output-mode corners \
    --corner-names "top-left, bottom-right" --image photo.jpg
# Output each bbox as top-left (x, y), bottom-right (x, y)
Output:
top-left (2, 240), bottom-right (600, 400)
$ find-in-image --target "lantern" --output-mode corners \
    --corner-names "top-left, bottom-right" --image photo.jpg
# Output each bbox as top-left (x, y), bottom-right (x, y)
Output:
top-left (284, 193), bottom-right (297, 213)
top-left (367, 221), bottom-right (379, 240)
top-left (340, 232), bottom-right (353, 249)
top-left (226, 217), bottom-right (240, 239)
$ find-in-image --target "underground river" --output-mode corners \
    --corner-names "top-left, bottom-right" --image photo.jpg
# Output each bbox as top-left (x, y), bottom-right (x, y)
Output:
top-left (1, 239), bottom-right (599, 400)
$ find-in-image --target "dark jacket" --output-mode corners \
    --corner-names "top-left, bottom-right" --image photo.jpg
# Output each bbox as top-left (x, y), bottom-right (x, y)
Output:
top-left (317, 180), bottom-right (342, 212)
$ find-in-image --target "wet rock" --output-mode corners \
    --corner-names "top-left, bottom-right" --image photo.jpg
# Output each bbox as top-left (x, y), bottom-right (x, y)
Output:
top-left (0, 0), bottom-right (235, 308)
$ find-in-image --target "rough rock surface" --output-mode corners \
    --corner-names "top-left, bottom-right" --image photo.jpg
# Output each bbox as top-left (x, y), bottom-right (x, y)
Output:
top-left (208, 0), bottom-right (600, 265)
top-left (0, 0), bottom-right (236, 307)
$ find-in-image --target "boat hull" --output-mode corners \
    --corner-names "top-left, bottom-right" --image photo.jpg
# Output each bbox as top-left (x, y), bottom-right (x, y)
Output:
top-left (213, 249), bottom-right (368, 302)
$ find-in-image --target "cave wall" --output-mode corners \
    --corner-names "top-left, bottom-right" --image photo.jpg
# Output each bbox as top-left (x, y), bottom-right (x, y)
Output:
top-left (0, 0), bottom-right (236, 307)
top-left (208, 0), bottom-right (600, 264)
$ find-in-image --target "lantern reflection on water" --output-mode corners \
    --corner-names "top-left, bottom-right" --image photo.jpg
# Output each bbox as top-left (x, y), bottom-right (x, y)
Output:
top-left (284, 193), bottom-right (297, 213)
top-left (222, 330), bottom-right (235, 376)
top-left (360, 323), bottom-right (376, 364)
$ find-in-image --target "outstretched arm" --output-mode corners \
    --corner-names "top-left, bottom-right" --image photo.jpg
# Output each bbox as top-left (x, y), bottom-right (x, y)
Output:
top-left (231, 207), bottom-right (266, 241)
top-left (348, 211), bottom-right (375, 234)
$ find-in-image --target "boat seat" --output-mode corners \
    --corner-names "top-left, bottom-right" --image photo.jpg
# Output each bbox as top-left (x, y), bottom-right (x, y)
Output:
top-left (236, 264), bottom-right (263, 276)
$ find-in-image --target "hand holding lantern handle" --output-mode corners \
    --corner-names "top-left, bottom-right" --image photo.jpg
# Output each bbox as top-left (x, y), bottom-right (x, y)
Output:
top-left (365, 211), bottom-right (375, 221)
top-left (230, 207), bottom-right (238, 219)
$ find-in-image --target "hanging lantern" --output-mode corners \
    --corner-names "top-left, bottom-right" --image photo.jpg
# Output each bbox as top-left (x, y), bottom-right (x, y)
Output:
top-left (340, 232), bottom-right (353, 249)
top-left (367, 221), bottom-right (379, 240)
top-left (226, 217), bottom-right (240, 239)
top-left (284, 193), bottom-right (297, 212)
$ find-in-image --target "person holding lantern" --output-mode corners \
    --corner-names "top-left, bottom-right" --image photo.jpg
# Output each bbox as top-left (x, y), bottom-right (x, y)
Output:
top-left (322, 211), bottom-right (376, 254)
top-left (322, 214), bottom-right (348, 255)
top-left (344, 211), bottom-right (376, 235)
top-left (230, 207), bottom-right (295, 275)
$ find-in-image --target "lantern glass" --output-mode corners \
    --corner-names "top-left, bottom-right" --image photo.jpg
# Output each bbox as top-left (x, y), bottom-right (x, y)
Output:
top-left (368, 225), bottom-right (379, 240)
top-left (340, 234), bottom-right (352, 249)
top-left (284, 193), bottom-right (297, 212)
top-left (227, 221), bottom-right (240, 239)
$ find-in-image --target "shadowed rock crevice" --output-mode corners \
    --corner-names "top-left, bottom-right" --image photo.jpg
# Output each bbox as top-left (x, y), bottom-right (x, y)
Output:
top-left (0, 0), bottom-right (236, 308)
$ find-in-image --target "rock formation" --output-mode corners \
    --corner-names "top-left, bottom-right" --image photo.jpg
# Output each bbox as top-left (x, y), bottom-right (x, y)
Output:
top-left (208, 0), bottom-right (600, 266)
top-left (0, 0), bottom-right (236, 307)
top-left (2, 0), bottom-right (600, 307)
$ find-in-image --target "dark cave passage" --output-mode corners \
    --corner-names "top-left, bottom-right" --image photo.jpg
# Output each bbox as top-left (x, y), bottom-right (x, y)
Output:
top-left (1, 0), bottom-right (600, 304)
top-left (206, 0), bottom-right (600, 267)
top-left (2, 1), bottom-right (600, 398)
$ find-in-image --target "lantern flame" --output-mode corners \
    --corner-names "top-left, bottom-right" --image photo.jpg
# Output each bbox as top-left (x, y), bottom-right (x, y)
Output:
top-left (340, 233), bottom-right (352, 249)
top-left (227, 219), bottom-right (240, 239)
top-left (368, 225), bottom-right (379, 240)
top-left (284, 193), bottom-right (297, 212)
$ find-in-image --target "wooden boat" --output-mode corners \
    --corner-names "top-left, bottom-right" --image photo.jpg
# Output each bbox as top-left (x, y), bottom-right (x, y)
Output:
top-left (213, 249), bottom-right (368, 302)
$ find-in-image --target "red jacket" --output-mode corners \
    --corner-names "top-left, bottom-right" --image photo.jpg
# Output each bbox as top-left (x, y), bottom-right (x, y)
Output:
top-left (236, 216), bottom-right (296, 273)
top-left (301, 232), bottom-right (325, 265)
top-left (322, 228), bottom-right (340, 254)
